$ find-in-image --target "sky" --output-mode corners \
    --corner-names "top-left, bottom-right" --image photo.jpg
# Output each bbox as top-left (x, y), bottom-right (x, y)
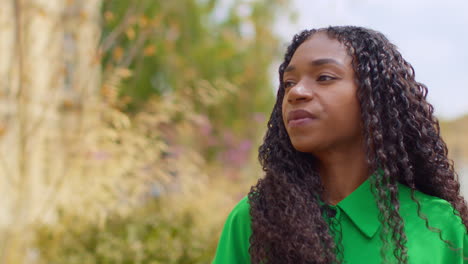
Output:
top-left (275, 0), bottom-right (468, 120)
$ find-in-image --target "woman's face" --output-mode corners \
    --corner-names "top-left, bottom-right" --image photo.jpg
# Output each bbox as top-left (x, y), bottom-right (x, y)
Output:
top-left (281, 32), bottom-right (363, 155)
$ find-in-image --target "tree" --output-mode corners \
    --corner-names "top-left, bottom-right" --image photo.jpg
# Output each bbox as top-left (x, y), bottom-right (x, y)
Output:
top-left (0, 0), bottom-right (102, 262)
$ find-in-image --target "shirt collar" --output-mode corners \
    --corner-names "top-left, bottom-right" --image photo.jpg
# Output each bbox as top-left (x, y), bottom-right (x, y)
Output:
top-left (318, 169), bottom-right (407, 239)
top-left (336, 172), bottom-right (381, 239)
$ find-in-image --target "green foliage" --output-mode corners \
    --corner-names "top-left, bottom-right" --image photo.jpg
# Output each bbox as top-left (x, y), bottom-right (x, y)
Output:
top-left (101, 0), bottom-right (286, 134)
top-left (35, 197), bottom-right (222, 264)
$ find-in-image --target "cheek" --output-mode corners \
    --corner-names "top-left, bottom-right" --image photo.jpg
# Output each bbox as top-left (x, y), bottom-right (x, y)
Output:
top-left (281, 99), bottom-right (287, 124)
top-left (326, 89), bottom-right (361, 131)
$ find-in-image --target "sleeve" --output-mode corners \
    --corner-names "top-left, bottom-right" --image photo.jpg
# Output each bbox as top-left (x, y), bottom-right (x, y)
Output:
top-left (429, 199), bottom-right (468, 264)
top-left (443, 201), bottom-right (468, 264)
top-left (454, 212), bottom-right (468, 264)
top-left (212, 196), bottom-right (252, 264)
top-left (463, 232), bottom-right (468, 264)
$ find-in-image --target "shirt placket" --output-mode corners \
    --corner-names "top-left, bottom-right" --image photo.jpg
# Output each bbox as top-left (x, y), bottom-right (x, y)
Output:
top-left (323, 205), bottom-right (344, 262)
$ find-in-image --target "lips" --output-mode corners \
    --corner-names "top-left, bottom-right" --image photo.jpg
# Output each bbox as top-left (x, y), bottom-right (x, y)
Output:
top-left (287, 109), bottom-right (317, 124)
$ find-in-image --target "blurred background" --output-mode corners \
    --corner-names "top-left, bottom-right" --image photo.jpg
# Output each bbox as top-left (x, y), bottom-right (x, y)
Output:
top-left (0, 0), bottom-right (466, 263)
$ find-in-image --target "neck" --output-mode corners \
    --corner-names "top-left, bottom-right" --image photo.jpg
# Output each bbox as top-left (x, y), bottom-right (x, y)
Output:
top-left (316, 143), bottom-right (370, 206)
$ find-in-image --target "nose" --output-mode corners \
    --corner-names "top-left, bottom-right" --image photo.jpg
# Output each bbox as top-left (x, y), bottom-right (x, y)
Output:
top-left (286, 79), bottom-right (314, 104)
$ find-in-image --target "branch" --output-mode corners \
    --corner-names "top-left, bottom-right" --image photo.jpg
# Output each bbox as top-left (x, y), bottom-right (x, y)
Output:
top-left (119, 27), bottom-right (154, 69)
top-left (100, 6), bottom-right (137, 53)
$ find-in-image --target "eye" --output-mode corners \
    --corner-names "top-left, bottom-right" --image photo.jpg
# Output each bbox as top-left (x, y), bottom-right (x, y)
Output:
top-left (317, 75), bottom-right (336, 82)
top-left (283, 81), bottom-right (296, 89)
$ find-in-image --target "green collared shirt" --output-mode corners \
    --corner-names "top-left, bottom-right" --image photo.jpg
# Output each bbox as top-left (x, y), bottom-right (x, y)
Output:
top-left (212, 175), bottom-right (468, 263)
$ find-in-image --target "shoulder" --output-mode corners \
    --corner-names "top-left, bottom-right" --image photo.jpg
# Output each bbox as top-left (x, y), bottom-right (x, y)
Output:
top-left (398, 183), bottom-right (466, 232)
top-left (219, 194), bottom-right (252, 238)
top-left (397, 184), bottom-right (468, 262)
top-left (228, 195), bottom-right (251, 220)
top-left (212, 195), bottom-right (252, 264)
top-left (398, 183), bottom-right (456, 215)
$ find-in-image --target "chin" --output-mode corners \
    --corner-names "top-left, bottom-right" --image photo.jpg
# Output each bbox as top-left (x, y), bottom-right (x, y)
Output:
top-left (291, 140), bottom-right (323, 154)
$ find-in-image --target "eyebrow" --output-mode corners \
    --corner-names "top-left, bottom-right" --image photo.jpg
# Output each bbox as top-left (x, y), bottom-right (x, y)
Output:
top-left (284, 58), bottom-right (344, 73)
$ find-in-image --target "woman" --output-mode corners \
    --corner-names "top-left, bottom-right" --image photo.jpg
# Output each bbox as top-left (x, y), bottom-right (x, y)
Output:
top-left (212, 26), bottom-right (468, 263)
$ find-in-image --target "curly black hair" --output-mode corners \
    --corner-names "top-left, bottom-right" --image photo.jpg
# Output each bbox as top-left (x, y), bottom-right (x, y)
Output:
top-left (247, 26), bottom-right (468, 264)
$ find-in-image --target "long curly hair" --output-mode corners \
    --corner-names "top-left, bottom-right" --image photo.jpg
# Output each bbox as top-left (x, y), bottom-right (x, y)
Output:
top-left (247, 26), bottom-right (468, 264)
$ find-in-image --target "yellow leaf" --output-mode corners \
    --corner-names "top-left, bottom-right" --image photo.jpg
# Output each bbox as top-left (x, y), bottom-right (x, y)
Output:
top-left (139, 15), bottom-right (149, 27)
top-left (79, 11), bottom-right (88, 20)
top-left (116, 68), bottom-right (133, 78)
top-left (143, 45), bottom-right (156, 56)
top-left (0, 123), bottom-right (6, 137)
top-left (104, 11), bottom-right (114, 23)
top-left (126, 28), bottom-right (136, 40)
top-left (37, 7), bottom-right (47, 17)
top-left (113, 47), bottom-right (124, 61)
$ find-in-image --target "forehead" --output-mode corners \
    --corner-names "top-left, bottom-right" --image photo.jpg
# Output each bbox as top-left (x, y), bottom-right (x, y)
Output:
top-left (289, 32), bottom-right (351, 66)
